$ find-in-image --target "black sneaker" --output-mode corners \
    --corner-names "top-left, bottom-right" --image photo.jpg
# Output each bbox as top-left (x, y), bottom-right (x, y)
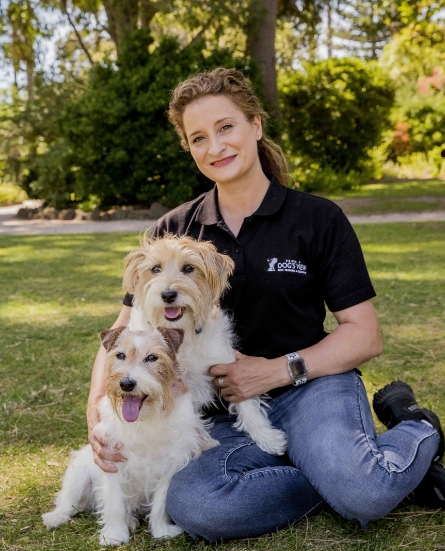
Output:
top-left (373, 380), bottom-right (444, 462)
top-left (406, 462), bottom-right (445, 509)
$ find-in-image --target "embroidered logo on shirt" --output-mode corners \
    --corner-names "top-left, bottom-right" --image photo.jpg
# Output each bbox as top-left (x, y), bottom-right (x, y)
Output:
top-left (267, 258), bottom-right (278, 271)
top-left (266, 258), bottom-right (307, 274)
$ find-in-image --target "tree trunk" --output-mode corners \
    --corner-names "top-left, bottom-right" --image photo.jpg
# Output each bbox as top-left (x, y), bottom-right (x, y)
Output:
top-left (246, 0), bottom-right (279, 120)
top-left (326, 0), bottom-right (333, 58)
top-left (26, 60), bottom-right (34, 101)
top-left (140, 0), bottom-right (158, 28)
top-left (102, 0), bottom-right (139, 54)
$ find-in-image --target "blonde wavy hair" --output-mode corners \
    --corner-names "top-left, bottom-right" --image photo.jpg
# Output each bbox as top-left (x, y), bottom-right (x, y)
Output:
top-left (168, 68), bottom-right (289, 186)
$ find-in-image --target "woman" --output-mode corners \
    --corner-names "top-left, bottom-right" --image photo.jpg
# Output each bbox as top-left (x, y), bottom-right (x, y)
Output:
top-left (87, 68), bottom-right (444, 541)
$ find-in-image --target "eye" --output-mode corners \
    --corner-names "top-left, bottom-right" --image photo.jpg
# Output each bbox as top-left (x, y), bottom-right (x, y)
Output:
top-left (182, 264), bottom-right (195, 274)
top-left (116, 352), bottom-right (126, 360)
top-left (192, 135), bottom-right (204, 144)
top-left (144, 354), bottom-right (158, 363)
top-left (220, 124), bottom-right (233, 132)
top-left (151, 265), bottom-right (161, 273)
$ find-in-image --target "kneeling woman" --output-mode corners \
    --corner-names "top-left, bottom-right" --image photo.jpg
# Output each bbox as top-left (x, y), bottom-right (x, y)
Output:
top-left (87, 68), bottom-right (445, 541)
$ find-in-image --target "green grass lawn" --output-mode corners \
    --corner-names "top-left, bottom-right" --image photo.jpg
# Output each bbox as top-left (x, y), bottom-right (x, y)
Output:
top-left (1, 225), bottom-right (445, 551)
top-left (319, 180), bottom-right (445, 216)
top-left (324, 179), bottom-right (445, 200)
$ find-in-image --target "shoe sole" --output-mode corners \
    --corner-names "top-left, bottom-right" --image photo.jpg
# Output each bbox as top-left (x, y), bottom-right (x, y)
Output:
top-left (373, 381), bottom-right (416, 427)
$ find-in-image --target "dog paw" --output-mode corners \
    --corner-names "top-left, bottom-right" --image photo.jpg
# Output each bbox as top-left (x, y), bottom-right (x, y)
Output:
top-left (151, 522), bottom-right (183, 539)
top-left (255, 428), bottom-right (287, 456)
top-left (127, 515), bottom-right (139, 532)
top-left (99, 526), bottom-right (130, 546)
top-left (42, 511), bottom-right (71, 529)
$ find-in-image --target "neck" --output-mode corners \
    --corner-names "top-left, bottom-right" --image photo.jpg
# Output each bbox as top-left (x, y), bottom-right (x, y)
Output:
top-left (217, 170), bottom-right (270, 230)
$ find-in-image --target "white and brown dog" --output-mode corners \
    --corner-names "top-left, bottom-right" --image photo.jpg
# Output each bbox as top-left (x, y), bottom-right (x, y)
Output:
top-left (124, 234), bottom-right (287, 456)
top-left (42, 326), bottom-right (216, 546)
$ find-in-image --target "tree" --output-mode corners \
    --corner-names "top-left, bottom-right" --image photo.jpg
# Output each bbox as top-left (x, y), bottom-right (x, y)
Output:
top-left (245, 0), bottom-right (279, 114)
top-left (379, 20), bottom-right (445, 85)
top-left (331, 0), bottom-right (401, 59)
top-left (0, 0), bottom-right (42, 98)
top-left (24, 32), bottom-right (260, 209)
top-left (281, 58), bottom-right (395, 173)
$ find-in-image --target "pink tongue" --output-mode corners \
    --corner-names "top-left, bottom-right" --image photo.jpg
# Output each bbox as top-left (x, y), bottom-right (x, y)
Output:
top-left (164, 307), bottom-right (181, 319)
top-left (122, 396), bottom-right (142, 422)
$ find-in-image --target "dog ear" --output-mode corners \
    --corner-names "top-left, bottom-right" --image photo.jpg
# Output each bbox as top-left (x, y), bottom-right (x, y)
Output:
top-left (157, 327), bottom-right (184, 354)
top-left (122, 249), bottom-right (147, 293)
top-left (198, 243), bottom-right (234, 299)
top-left (100, 326), bottom-right (126, 352)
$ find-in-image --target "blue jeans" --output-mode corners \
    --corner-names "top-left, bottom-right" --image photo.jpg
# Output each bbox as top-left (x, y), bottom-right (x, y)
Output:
top-left (166, 371), bottom-right (440, 541)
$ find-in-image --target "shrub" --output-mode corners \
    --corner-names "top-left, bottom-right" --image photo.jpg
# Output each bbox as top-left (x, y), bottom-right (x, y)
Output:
top-left (280, 58), bottom-right (395, 181)
top-left (0, 183), bottom-right (27, 205)
top-left (388, 91), bottom-right (445, 161)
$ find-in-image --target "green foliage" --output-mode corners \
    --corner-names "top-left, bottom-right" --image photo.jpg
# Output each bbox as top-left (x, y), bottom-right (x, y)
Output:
top-left (291, 163), bottom-right (371, 193)
top-left (378, 20), bottom-right (445, 177)
top-left (380, 21), bottom-right (445, 86)
top-left (280, 58), bottom-right (395, 191)
top-left (392, 92), bottom-right (445, 152)
top-left (332, 0), bottom-right (404, 59)
top-left (0, 182), bottom-right (27, 205)
top-left (25, 31), bottom-right (259, 208)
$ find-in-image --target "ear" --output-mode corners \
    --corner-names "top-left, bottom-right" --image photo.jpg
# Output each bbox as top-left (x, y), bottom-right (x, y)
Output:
top-left (157, 327), bottom-right (184, 354)
top-left (122, 249), bottom-right (147, 293)
top-left (198, 243), bottom-right (234, 299)
top-left (100, 326), bottom-right (126, 352)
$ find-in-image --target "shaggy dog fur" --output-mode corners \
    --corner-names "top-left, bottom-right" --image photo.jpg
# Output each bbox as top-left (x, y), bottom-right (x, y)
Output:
top-left (42, 326), bottom-right (216, 546)
top-left (124, 234), bottom-right (287, 456)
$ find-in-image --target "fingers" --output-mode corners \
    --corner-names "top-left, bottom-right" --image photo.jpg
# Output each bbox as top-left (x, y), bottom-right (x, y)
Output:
top-left (208, 363), bottom-right (228, 378)
top-left (89, 432), bottom-right (126, 474)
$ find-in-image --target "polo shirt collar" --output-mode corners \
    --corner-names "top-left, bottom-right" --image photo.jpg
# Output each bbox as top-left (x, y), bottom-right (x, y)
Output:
top-left (195, 185), bottom-right (221, 226)
top-left (195, 175), bottom-right (287, 226)
top-left (252, 175), bottom-right (287, 217)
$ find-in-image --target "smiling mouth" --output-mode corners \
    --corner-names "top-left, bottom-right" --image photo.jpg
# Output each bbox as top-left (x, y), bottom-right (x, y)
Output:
top-left (122, 394), bottom-right (147, 423)
top-left (164, 306), bottom-right (183, 321)
top-left (211, 155), bottom-right (236, 167)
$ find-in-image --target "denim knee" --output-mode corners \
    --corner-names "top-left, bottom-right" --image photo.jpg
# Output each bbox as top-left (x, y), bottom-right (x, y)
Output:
top-left (165, 467), bottom-right (227, 541)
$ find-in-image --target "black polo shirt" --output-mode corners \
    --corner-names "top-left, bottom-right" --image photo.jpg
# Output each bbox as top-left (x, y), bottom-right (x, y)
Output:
top-left (123, 176), bottom-right (376, 398)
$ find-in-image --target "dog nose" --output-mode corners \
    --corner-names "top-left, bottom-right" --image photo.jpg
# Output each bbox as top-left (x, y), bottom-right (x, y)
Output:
top-left (120, 377), bottom-right (137, 392)
top-left (161, 289), bottom-right (177, 303)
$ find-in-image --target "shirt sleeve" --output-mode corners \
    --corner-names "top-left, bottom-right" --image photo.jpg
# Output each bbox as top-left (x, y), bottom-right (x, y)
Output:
top-left (317, 210), bottom-right (376, 312)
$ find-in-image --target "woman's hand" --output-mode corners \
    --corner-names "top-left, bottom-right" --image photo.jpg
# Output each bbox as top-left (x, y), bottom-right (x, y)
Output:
top-left (209, 301), bottom-right (383, 403)
top-left (209, 352), bottom-right (291, 403)
top-left (87, 401), bottom-right (126, 473)
top-left (87, 304), bottom-right (132, 473)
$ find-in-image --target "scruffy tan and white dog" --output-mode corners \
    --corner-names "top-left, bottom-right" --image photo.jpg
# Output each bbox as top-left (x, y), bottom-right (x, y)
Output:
top-left (42, 326), bottom-right (216, 546)
top-left (124, 234), bottom-right (287, 456)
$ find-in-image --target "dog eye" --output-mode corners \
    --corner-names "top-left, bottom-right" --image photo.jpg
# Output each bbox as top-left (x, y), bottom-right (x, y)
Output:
top-left (116, 352), bottom-right (126, 360)
top-left (151, 265), bottom-right (161, 273)
top-left (182, 264), bottom-right (194, 274)
top-left (144, 354), bottom-right (158, 363)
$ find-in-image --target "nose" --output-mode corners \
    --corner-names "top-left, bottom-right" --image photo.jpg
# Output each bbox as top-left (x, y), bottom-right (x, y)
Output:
top-left (161, 289), bottom-right (177, 303)
top-left (208, 135), bottom-right (225, 157)
top-left (120, 377), bottom-right (136, 392)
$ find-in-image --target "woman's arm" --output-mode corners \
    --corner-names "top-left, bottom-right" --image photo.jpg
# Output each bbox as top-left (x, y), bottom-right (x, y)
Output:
top-left (209, 299), bottom-right (382, 403)
top-left (87, 304), bottom-right (132, 472)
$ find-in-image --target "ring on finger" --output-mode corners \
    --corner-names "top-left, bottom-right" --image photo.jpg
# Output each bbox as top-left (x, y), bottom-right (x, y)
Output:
top-left (218, 376), bottom-right (227, 389)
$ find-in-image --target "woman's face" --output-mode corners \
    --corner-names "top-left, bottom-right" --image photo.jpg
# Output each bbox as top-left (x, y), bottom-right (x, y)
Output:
top-left (182, 94), bottom-right (263, 186)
